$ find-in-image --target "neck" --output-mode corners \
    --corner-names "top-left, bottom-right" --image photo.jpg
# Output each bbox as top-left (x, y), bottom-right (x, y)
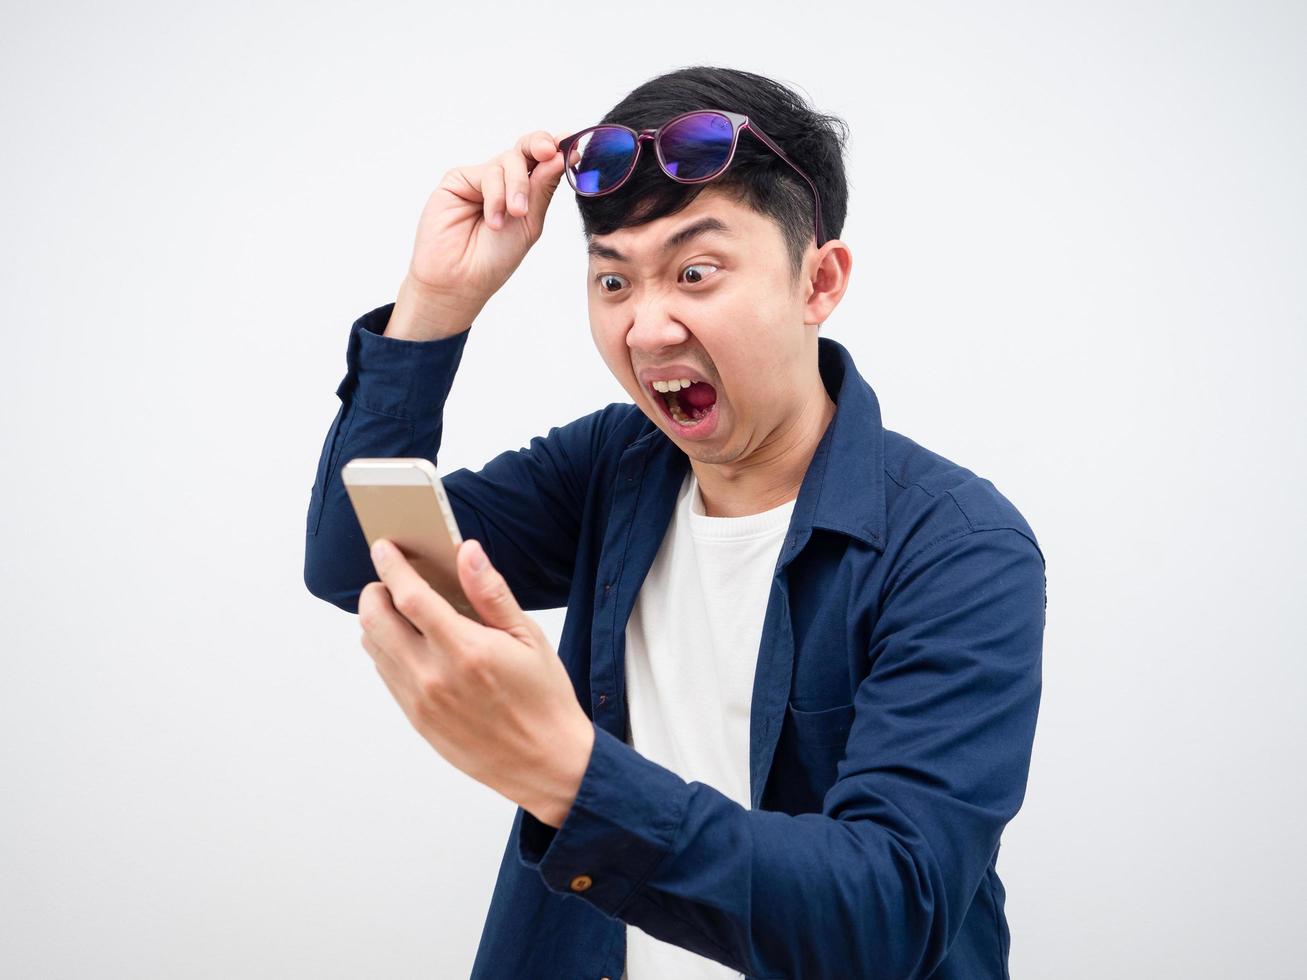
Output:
top-left (692, 378), bottom-right (837, 518)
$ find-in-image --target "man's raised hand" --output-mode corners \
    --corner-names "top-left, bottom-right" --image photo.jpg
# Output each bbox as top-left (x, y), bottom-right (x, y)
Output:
top-left (388, 129), bottom-right (576, 340)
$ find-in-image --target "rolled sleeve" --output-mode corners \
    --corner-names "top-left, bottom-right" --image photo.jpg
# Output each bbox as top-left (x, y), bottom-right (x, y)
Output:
top-left (517, 724), bottom-right (691, 917)
top-left (335, 301), bottom-right (471, 419)
top-left (304, 301), bottom-right (473, 605)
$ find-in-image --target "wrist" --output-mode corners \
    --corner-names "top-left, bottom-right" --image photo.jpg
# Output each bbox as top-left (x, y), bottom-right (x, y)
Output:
top-left (526, 717), bottom-right (595, 829)
top-left (385, 275), bottom-right (485, 341)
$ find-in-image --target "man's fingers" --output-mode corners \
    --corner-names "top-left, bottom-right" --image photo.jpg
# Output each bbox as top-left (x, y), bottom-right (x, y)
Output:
top-left (441, 130), bottom-right (572, 214)
top-left (456, 538), bottom-right (537, 640)
top-left (481, 160), bottom-right (507, 228)
top-left (357, 580), bottom-right (421, 668)
top-left (516, 130), bottom-right (570, 222)
top-left (516, 129), bottom-right (562, 171)
top-left (369, 538), bottom-right (464, 644)
top-left (526, 133), bottom-right (571, 218)
top-left (500, 148), bottom-right (531, 219)
top-left (554, 130), bottom-right (582, 170)
top-left (359, 627), bottom-right (386, 664)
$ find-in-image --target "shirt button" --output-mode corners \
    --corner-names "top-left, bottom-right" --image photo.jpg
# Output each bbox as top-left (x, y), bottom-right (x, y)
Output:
top-left (569, 874), bottom-right (593, 892)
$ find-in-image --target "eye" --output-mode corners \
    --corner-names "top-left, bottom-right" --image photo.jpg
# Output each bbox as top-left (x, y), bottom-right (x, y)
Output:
top-left (592, 262), bottom-right (720, 296)
top-left (679, 263), bottom-right (719, 285)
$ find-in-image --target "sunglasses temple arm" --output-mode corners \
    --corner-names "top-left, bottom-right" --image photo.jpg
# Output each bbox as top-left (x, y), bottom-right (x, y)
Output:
top-left (745, 124), bottom-right (827, 247)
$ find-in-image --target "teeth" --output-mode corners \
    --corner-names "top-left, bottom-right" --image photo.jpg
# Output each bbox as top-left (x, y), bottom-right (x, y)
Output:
top-left (651, 378), bottom-right (694, 393)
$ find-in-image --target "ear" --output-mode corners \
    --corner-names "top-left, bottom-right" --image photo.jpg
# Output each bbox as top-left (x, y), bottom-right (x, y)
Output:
top-left (803, 239), bottom-right (853, 327)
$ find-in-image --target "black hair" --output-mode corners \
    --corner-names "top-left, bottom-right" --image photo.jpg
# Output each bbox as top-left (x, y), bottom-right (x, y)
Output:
top-left (574, 66), bottom-right (850, 286)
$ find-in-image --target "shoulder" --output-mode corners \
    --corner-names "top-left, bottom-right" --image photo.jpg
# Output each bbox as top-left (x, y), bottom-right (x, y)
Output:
top-left (581, 401), bottom-right (656, 458)
top-left (530, 401), bottom-right (660, 479)
top-left (534, 401), bottom-right (648, 453)
top-left (881, 427), bottom-right (1044, 569)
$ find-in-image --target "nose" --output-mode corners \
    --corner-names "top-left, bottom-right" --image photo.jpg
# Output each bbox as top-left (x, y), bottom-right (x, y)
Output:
top-left (625, 298), bottom-right (692, 355)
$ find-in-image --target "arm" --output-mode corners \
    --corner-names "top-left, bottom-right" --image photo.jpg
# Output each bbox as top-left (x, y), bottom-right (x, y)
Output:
top-left (303, 301), bottom-right (626, 613)
top-left (305, 125), bottom-right (578, 611)
top-left (517, 528), bottom-right (1046, 980)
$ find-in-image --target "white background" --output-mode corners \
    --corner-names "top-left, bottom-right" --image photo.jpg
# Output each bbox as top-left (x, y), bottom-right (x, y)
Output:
top-left (3, 1), bottom-right (1303, 977)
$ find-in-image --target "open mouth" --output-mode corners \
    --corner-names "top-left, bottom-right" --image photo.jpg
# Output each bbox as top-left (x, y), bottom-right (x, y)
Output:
top-left (650, 380), bottom-right (718, 428)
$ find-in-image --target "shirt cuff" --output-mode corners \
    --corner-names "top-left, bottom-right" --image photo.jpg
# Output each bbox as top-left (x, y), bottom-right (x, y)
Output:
top-left (334, 302), bottom-right (472, 419)
top-left (517, 724), bottom-right (691, 916)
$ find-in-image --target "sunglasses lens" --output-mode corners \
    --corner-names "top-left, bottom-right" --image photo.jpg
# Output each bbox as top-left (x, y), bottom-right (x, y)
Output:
top-left (659, 111), bottom-right (734, 180)
top-left (568, 127), bottom-right (637, 194)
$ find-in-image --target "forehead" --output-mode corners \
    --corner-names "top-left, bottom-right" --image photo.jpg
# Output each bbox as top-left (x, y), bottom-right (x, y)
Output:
top-left (586, 189), bottom-right (761, 264)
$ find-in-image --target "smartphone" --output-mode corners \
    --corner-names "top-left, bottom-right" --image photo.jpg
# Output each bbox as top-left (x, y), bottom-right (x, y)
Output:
top-left (341, 457), bottom-right (482, 625)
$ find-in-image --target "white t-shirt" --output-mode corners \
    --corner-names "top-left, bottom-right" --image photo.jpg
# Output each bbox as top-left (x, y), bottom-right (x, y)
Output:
top-left (621, 468), bottom-right (796, 980)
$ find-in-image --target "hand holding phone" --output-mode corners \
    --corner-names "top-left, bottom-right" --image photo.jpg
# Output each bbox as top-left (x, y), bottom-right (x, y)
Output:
top-left (342, 458), bottom-right (482, 624)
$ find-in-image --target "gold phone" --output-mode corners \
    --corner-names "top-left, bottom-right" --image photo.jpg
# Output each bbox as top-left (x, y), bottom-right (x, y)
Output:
top-left (341, 457), bottom-right (482, 625)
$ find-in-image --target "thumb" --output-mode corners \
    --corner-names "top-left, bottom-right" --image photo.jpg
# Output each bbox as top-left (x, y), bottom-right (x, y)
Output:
top-left (458, 538), bottom-right (533, 638)
top-left (526, 133), bottom-right (571, 221)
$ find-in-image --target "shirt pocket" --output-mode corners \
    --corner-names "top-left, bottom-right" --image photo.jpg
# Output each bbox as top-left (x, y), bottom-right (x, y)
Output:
top-left (786, 701), bottom-right (857, 747)
top-left (774, 702), bottom-right (858, 809)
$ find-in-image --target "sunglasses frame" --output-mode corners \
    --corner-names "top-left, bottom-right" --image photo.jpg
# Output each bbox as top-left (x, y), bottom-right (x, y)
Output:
top-left (558, 109), bottom-right (827, 247)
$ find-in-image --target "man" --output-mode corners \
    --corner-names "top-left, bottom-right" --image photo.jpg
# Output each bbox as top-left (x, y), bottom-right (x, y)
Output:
top-left (304, 66), bottom-right (1046, 980)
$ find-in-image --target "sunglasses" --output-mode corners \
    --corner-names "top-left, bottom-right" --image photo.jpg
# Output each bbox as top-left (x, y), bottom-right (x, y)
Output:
top-left (558, 109), bottom-right (827, 247)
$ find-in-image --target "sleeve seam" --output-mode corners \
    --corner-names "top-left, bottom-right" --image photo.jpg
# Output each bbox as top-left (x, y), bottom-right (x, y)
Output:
top-left (347, 395), bottom-right (441, 423)
top-left (890, 526), bottom-right (1041, 596)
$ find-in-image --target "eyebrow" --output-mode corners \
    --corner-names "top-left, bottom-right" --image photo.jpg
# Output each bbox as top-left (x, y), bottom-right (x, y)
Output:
top-left (586, 216), bottom-right (734, 263)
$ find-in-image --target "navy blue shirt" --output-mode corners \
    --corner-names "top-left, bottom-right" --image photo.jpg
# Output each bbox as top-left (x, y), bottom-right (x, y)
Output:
top-left (305, 303), bottom-right (1047, 979)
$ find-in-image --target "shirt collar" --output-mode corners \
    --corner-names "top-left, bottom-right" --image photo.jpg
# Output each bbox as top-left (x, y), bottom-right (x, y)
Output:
top-left (800, 336), bottom-right (887, 549)
top-left (628, 336), bottom-right (886, 550)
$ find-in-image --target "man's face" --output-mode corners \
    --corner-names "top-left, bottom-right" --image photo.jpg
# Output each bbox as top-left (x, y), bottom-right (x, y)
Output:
top-left (586, 187), bottom-right (817, 466)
